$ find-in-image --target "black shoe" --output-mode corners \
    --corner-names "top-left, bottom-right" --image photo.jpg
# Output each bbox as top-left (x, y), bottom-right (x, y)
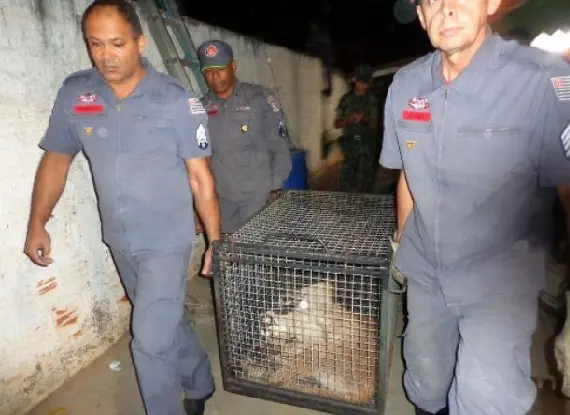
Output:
top-left (184, 398), bottom-right (206, 415)
top-left (416, 407), bottom-right (449, 415)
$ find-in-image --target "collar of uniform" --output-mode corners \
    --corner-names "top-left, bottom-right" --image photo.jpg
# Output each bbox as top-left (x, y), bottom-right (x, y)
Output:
top-left (430, 26), bottom-right (501, 95)
top-left (91, 57), bottom-right (157, 102)
top-left (209, 78), bottom-right (244, 103)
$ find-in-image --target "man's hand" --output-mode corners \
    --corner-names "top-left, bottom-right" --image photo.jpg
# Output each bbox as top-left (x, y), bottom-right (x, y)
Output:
top-left (24, 223), bottom-right (53, 266)
top-left (268, 189), bottom-right (282, 202)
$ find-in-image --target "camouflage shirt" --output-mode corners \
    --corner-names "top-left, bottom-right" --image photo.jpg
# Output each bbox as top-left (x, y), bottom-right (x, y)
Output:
top-left (336, 90), bottom-right (379, 138)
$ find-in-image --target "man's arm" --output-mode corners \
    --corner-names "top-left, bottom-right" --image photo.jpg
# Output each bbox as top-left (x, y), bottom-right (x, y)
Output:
top-left (186, 157), bottom-right (220, 244)
top-left (396, 171), bottom-right (413, 242)
top-left (25, 82), bottom-right (82, 266)
top-left (260, 92), bottom-right (292, 190)
top-left (29, 152), bottom-right (74, 227)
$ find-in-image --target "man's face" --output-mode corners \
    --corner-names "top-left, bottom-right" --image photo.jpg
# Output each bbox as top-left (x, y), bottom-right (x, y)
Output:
top-left (203, 62), bottom-right (237, 96)
top-left (417, 0), bottom-right (500, 55)
top-left (84, 6), bottom-right (146, 84)
top-left (354, 80), bottom-right (369, 94)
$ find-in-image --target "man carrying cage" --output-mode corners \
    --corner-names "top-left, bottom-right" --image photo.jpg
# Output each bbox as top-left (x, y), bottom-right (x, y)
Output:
top-left (381, 0), bottom-right (570, 414)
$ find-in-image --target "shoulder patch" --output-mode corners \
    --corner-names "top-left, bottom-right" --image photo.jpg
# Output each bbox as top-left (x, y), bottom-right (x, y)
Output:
top-left (266, 94), bottom-right (280, 112)
top-left (551, 76), bottom-right (570, 101)
top-left (188, 97), bottom-right (206, 114)
top-left (196, 123), bottom-right (208, 149)
top-left (562, 122), bottom-right (570, 158)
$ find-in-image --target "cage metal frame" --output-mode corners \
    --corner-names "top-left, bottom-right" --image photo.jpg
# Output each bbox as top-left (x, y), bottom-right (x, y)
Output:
top-left (211, 191), bottom-right (402, 415)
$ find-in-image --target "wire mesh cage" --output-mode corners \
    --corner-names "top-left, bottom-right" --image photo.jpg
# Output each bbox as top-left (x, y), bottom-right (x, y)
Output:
top-left (212, 190), bottom-right (400, 415)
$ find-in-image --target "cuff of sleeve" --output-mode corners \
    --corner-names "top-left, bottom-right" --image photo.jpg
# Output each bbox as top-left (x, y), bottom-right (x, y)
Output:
top-left (379, 156), bottom-right (403, 170)
top-left (38, 140), bottom-right (80, 156)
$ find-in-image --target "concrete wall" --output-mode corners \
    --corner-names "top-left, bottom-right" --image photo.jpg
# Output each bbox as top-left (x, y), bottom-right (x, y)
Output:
top-left (0, 1), bottom-right (341, 414)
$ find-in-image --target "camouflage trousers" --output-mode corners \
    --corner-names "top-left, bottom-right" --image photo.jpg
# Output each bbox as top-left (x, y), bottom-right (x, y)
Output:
top-left (339, 138), bottom-right (376, 193)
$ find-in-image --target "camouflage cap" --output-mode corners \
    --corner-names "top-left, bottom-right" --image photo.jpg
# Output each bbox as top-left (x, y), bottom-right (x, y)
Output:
top-left (197, 40), bottom-right (234, 72)
top-left (351, 65), bottom-right (374, 83)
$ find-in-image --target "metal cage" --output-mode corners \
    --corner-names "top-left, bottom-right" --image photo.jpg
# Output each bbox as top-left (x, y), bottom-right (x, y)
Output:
top-left (212, 190), bottom-right (401, 415)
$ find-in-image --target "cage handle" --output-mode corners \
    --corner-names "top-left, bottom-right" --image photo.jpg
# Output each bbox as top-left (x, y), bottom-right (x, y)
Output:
top-left (262, 232), bottom-right (328, 253)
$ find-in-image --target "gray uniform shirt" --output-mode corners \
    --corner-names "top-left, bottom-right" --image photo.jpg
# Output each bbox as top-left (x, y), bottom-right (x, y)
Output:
top-left (380, 31), bottom-right (570, 305)
top-left (40, 58), bottom-right (211, 252)
top-left (202, 81), bottom-right (292, 202)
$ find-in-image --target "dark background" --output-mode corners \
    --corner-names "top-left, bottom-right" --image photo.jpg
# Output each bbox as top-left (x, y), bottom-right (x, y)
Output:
top-left (177, 0), bottom-right (433, 74)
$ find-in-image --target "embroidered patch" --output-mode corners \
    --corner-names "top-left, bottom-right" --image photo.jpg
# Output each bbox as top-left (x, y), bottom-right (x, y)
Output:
top-left (267, 94), bottom-right (280, 112)
top-left (278, 120), bottom-right (288, 139)
top-left (402, 110), bottom-right (431, 123)
top-left (551, 76), bottom-right (570, 101)
top-left (408, 97), bottom-right (430, 110)
top-left (562, 122), bottom-right (570, 158)
top-left (196, 123), bottom-right (208, 149)
top-left (78, 92), bottom-right (97, 104)
top-left (205, 45), bottom-right (218, 57)
top-left (188, 98), bottom-right (205, 115)
top-left (73, 104), bottom-right (104, 115)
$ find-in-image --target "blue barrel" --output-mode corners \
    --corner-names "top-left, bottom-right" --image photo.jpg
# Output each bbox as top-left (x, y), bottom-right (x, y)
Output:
top-left (281, 148), bottom-right (308, 190)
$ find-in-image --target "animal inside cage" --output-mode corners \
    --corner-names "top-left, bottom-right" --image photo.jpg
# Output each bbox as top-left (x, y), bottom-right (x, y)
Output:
top-left (212, 190), bottom-right (400, 415)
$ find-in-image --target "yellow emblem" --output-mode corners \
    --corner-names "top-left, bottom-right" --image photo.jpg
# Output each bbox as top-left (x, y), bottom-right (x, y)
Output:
top-left (241, 124), bottom-right (248, 132)
top-left (406, 140), bottom-right (416, 150)
top-left (84, 127), bottom-right (93, 136)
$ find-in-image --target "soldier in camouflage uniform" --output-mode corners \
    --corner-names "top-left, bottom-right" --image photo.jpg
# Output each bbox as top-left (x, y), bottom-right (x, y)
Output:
top-left (334, 65), bottom-right (379, 193)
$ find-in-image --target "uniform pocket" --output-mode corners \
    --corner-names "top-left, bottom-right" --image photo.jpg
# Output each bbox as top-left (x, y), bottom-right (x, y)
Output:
top-left (397, 119), bottom-right (433, 133)
top-left (455, 127), bottom-right (530, 174)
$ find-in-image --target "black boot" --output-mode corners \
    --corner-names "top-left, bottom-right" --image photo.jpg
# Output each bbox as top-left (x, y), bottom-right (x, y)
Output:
top-left (416, 407), bottom-right (449, 415)
top-left (184, 398), bottom-right (206, 415)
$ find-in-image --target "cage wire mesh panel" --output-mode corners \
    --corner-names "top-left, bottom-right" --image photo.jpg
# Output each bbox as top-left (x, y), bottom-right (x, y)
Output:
top-left (213, 190), bottom-right (397, 414)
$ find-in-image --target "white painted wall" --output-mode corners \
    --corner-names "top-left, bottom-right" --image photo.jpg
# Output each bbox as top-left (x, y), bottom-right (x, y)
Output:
top-left (0, 1), bottom-right (341, 414)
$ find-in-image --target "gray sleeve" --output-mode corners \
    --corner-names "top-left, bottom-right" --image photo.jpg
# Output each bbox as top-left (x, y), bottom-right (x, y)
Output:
top-left (173, 95), bottom-right (212, 160)
top-left (538, 68), bottom-right (570, 188)
top-left (39, 86), bottom-right (82, 155)
top-left (379, 85), bottom-right (403, 169)
top-left (259, 92), bottom-right (292, 189)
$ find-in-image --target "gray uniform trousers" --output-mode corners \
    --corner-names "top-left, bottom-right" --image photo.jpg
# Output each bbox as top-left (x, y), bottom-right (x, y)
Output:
top-left (111, 246), bottom-right (214, 415)
top-left (403, 281), bottom-right (537, 415)
top-left (219, 195), bottom-right (268, 234)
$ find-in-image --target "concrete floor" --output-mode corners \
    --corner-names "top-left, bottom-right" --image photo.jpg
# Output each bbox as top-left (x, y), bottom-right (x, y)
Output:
top-left (29, 274), bottom-right (415, 415)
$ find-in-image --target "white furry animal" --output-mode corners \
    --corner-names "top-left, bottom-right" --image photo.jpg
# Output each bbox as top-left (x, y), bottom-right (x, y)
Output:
top-left (244, 280), bottom-right (378, 404)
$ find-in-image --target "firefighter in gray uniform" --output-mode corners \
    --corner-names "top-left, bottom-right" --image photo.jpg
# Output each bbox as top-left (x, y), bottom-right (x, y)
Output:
top-left (197, 40), bottom-right (292, 233)
top-left (381, 1), bottom-right (570, 415)
top-left (23, 2), bottom-right (219, 415)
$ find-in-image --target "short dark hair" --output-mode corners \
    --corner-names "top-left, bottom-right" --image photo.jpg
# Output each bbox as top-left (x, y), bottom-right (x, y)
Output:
top-left (81, 0), bottom-right (143, 39)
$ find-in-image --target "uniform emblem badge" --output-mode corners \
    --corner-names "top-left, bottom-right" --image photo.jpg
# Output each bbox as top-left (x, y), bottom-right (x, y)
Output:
top-left (78, 92), bottom-right (97, 104)
top-left (562, 121), bottom-right (570, 158)
top-left (551, 76), bottom-right (570, 101)
top-left (241, 124), bottom-right (248, 132)
top-left (408, 97), bottom-right (430, 110)
top-left (188, 97), bottom-right (205, 115)
top-left (205, 45), bottom-right (218, 58)
top-left (196, 123), bottom-right (208, 149)
top-left (267, 95), bottom-right (280, 112)
top-left (84, 127), bottom-right (93, 136)
top-left (406, 140), bottom-right (417, 150)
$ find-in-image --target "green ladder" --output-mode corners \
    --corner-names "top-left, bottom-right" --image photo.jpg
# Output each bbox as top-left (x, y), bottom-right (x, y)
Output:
top-left (137, 0), bottom-right (208, 96)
